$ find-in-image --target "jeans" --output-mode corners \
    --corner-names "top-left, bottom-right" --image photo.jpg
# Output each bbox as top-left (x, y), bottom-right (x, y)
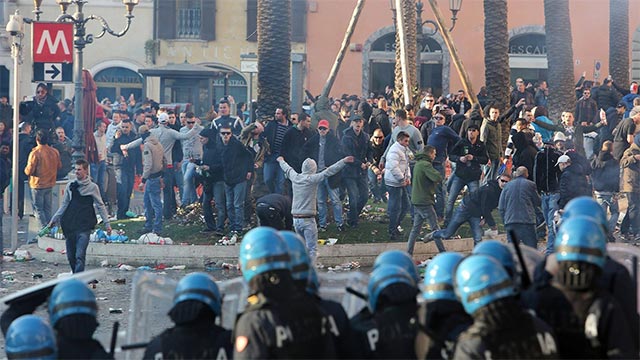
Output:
top-left (181, 161), bottom-right (198, 205)
top-left (433, 203), bottom-right (483, 244)
top-left (541, 193), bottom-right (559, 254)
top-left (387, 185), bottom-right (410, 234)
top-left (621, 192), bottom-right (640, 236)
top-left (433, 163), bottom-right (446, 218)
top-left (115, 167), bottom-right (135, 219)
top-left (213, 181), bottom-right (227, 232)
top-left (66, 231), bottom-right (90, 273)
top-left (407, 204), bottom-right (444, 254)
top-left (318, 178), bottom-right (343, 228)
top-left (368, 168), bottom-right (386, 201)
top-left (225, 181), bottom-right (247, 232)
top-left (583, 135), bottom-right (596, 159)
top-left (294, 217), bottom-right (318, 261)
top-left (90, 160), bottom-right (106, 196)
top-left (344, 177), bottom-right (368, 226)
top-left (163, 166), bottom-right (177, 220)
top-left (264, 161), bottom-right (285, 194)
top-left (505, 223), bottom-right (537, 248)
top-left (445, 174), bottom-right (478, 223)
top-left (143, 177), bottom-right (163, 233)
top-left (31, 187), bottom-right (53, 229)
top-left (594, 191), bottom-right (619, 234)
top-left (483, 159), bottom-right (500, 185)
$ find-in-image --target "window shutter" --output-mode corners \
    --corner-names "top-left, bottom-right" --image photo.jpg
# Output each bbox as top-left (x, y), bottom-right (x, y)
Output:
top-left (201, 0), bottom-right (216, 41)
top-left (157, 0), bottom-right (177, 39)
top-left (246, 0), bottom-right (257, 42)
top-left (291, 0), bottom-right (307, 43)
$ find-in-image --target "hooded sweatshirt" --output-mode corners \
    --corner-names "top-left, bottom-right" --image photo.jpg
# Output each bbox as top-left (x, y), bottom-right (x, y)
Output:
top-left (411, 153), bottom-right (443, 206)
top-left (50, 176), bottom-right (110, 234)
top-left (279, 157), bottom-right (347, 216)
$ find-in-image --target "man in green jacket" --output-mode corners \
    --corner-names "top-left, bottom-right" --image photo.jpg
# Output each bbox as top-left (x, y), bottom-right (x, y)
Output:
top-left (407, 145), bottom-right (445, 254)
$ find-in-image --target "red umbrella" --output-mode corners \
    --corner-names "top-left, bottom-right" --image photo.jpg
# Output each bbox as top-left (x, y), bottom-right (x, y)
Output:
top-left (82, 69), bottom-right (98, 163)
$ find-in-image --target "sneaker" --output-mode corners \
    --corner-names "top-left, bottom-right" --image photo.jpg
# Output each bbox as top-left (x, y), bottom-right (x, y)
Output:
top-left (397, 226), bottom-right (404, 233)
top-left (423, 231), bottom-right (436, 242)
top-left (337, 225), bottom-right (345, 232)
top-left (484, 229), bottom-right (499, 238)
top-left (319, 226), bottom-right (327, 233)
top-left (389, 232), bottom-right (400, 241)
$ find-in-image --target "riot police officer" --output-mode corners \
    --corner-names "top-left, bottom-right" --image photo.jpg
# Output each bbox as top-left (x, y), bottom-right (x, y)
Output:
top-left (523, 216), bottom-right (636, 358)
top-left (373, 249), bottom-right (420, 283)
top-left (234, 227), bottom-right (334, 359)
top-left (143, 273), bottom-right (232, 359)
top-left (47, 279), bottom-right (111, 359)
top-left (454, 255), bottom-right (558, 359)
top-left (5, 315), bottom-right (57, 360)
top-left (280, 230), bottom-right (354, 357)
top-left (416, 252), bottom-right (472, 359)
top-left (472, 239), bottom-right (523, 291)
top-left (350, 264), bottom-right (419, 358)
top-left (562, 196), bottom-right (639, 352)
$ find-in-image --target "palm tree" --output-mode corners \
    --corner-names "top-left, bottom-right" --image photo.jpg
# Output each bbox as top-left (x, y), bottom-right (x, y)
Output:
top-left (483, 0), bottom-right (510, 148)
top-left (609, 0), bottom-right (629, 89)
top-left (256, 0), bottom-right (291, 122)
top-left (393, 0), bottom-right (418, 110)
top-left (543, 0), bottom-right (576, 120)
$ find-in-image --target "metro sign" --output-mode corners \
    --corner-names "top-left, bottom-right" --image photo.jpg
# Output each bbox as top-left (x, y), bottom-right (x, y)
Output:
top-left (32, 22), bottom-right (73, 82)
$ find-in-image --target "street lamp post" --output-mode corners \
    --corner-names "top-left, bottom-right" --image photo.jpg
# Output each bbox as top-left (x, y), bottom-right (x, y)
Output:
top-left (52, 0), bottom-right (139, 161)
top-left (6, 10), bottom-right (25, 252)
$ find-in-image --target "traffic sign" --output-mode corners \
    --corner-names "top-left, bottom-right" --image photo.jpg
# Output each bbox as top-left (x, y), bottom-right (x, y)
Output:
top-left (33, 62), bottom-right (72, 82)
top-left (241, 60), bottom-right (258, 73)
top-left (32, 22), bottom-right (73, 83)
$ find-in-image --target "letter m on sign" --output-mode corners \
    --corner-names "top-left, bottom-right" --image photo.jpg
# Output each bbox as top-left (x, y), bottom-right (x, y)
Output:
top-left (32, 22), bottom-right (73, 63)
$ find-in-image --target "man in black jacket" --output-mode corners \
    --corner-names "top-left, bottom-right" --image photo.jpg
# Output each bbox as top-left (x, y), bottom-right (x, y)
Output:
top-left (220, 125), bottom-right (254, 235)
top-left (281, 112), bottom-right (313, 173)
top-left (263, 108), bottom-right (291, 194)
top-left (198, 128), bottom-right (227, 234)
top-left (111, 120), bottom-right (139, 220)
top-left (444, 124), bottom-right (489, 226)
top-left (341, 116), bottom-right (371, 227)
top-left (303, 119), bottom-right (344, 231)
top-left (427, 175), bottom-right (510, 245)
top-left (591, 140), bottom-right (620, 234)
top-left (19, 83), bottom-right (60, 134)
top-left (534, 141), bottom-right (562, 254)
top-left (557, 155), bottom-right (591, 209)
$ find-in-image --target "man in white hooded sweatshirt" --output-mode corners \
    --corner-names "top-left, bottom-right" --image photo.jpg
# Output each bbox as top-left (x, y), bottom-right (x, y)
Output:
top-left (277, 155), bottom-right (353, 260)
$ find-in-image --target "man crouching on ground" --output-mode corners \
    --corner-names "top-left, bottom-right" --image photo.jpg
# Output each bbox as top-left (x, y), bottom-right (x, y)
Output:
top-left (277, 155), bottom-right (353, 260)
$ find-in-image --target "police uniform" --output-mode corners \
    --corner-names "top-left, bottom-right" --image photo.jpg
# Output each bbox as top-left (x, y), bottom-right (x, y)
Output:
top-left (143, 323), bottom-right (231, 360)
top-left (317, 297), bottom-right (356, 358)
top-left (233, 290), bottom-right (335, 359)
top-left (415, 300), bottom-right (472, 359)
top-left (453, 299), bottom-right (558, 359)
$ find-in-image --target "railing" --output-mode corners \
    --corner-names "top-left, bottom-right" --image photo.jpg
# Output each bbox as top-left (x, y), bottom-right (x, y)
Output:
top-left (177, 7), bottom-right (201, 39)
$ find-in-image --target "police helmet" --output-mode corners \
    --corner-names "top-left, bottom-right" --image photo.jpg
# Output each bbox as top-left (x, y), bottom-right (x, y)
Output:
top-left (5, 315), bottom-right (57, 360)
top-left (279, 231), bottom-right (311, 281)
top-left (373, 250), bottom-right (419, 283)
top-left (455, 255), bottom-right (515, 315)
top-left (555, 215), bottom-right (607, 268)
top-left (48, 279), bottom-right (97, 327)
top-left (367, 264), bottom-right (416, 312)
top-left (239, 227), bottom-right (291, 283)
top-left (562, 196), bottom-right (607, 230)
top-left (472, 240), bottom-right (516, 276)
top-left (173, 272), bottom-right (222, 316)
top-left (423, 252), bottom-right (464, 301)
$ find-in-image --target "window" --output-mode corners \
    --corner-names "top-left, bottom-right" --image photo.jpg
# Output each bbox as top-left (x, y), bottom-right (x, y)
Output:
top-left (156, 0), bottom-right (216, 41)
top-left (246, 0), bottom-right (307, 43)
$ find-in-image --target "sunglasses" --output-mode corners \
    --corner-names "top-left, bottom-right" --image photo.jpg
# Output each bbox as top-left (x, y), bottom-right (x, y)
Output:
top-left (187, 121), bottom-right (195, 124)
top-left (220, 132), bottom-right (232, 136)
top-left (374, 136), bottom-right (384, 139)
top-left (425, 99), bottom-right (434, 102)
top-left (434, 116), bottom-right (445, 120)
top-left (499, 179), bottom-right (509, 183)
top-left (318, 127), bottom-right (328, 131)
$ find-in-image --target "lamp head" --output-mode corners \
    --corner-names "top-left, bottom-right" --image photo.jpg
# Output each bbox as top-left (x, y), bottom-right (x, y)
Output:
top-left (123, 0), bottom-right (139, 15)
top-left (56, 0), bottom-right (72, 14)
top-left (6, 11), bottom-right (24, 37)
